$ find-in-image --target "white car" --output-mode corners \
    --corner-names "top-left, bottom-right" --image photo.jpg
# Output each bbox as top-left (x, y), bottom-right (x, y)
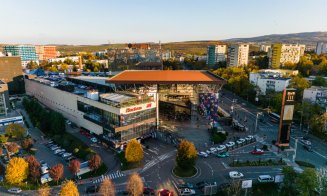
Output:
top-left (229, 171), bottom-right (244, 179)
top-left (54, 149), bottom-right (65, 155)
top-left (41, 166), bottom-right (49, 174)
top-left (41, 173), bottom-right (53, 184)
top-left (179, 188), bottom-right (196, 195)
top-left (40, 160), bottom-right (47, 168)
top-left (205, 150), bottom-right (211, 155)
top-left (50, 145), bottom-right (59, 151)
top-left (225, 142), bottom-right (235, 148)
top-left (216, 145), bottom-right (226, 151)
top-left (236, 138), bottom-right (245, 145)
top-left (198, 152), bottom-right (208, 158)
top-left (209, 147), bottom-right (217, 153)
top-left (245, 135), bottom-right (254, 141)
top-left (8, 188), bottom-right (22, 194)
top-left (301, 139), bottom-right (311, 146)
top-left (90, 137), bottom-right (98, 143)
top-left (62, 153), bottom-right (72, 158)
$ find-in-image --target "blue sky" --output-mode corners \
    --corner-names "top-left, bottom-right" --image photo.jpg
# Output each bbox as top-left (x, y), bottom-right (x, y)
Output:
top-left (0, 0), bottom-right (326, 45)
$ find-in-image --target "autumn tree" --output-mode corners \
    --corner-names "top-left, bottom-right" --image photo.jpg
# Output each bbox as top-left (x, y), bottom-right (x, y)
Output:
top-left (25, 155), bottom-right (41, 183)
top-left (5, 157), bottom-right (29, 184)
top-left (89, 154), bottom-right (102, 171)
top-left (99, 177), bottom-right (115, 196)
top-left (7, 142), bottom-right (19, 154)
top-left (125, 139), bottom-right (144, 163)
top-left (22, 137), bottom-right (34, 149)
top-left (176, 139), bottom-right (197, 170)
top-left (5, 124), bottom-right (26, 139)
top-left (68, 159), bottom-right (80, 176)
top-left (49, 164), bottom-right (64, 184)
top-left (126, 173), bottom-right (144, 196)
top-left (38, 184), bottom-right (51, 196)
top-left (59, 180), bottom-right (79, 196)
top-left (0, 134), bottom-right (8, 144)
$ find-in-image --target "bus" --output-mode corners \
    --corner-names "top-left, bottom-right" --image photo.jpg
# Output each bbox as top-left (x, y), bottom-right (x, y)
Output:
top-left (268, 112), bottom-right (280, 123)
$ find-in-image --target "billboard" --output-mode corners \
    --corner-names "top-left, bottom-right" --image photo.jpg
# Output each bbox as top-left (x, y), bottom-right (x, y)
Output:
top-left (277, 88), bottom-right (296, 146)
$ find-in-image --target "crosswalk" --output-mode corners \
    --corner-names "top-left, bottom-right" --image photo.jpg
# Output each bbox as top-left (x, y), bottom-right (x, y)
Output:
top-left (141, 150), bottom-right (176, 173)
top-left (92, 170), bottom-right (125, 184)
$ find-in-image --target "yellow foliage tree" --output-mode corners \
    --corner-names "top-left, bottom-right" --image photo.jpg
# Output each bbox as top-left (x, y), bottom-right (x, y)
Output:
top-left (126, 173), bottom-right (144, 196)
top-left (99, 177), bottom-right (115, 196)
top-left (59, 180), bottom-right (79, 196)
top-left (5, 157), bottom-right (29, 184)
top-left (125, 139), bottom-right (144, 163)
top-left (38, 184), bottom-right (51, 196)
top-left (5, 124), bottom-right (26, 139)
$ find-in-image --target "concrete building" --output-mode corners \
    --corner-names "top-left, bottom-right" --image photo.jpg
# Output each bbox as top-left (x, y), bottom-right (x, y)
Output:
top-left (47, 56), bottom-right (80, 63)
top-left (268, 44), bottom-right (305, 68)
top-left (206, 45), bottom-right (216, 65)
top-left (259, 44), bottom-right (271, 52)
top-left (207, 45), bottom-right (227, 66)
top-left (249, 71), bottom-right (291, 95)
top-left (0, 56), bottom-right (24, 94)
top-left (35, 45), bottom-right (57, 61)
top-left (0, 81), bottom-right (9, 116)
top-left (316, 42), bottom-right (327, 55)
top-left (227, 44), bottom-right (249, 67)
top-left (3, 45), bottom-right (38, 68)
top-left (303, 86), bottom-right (327, 108)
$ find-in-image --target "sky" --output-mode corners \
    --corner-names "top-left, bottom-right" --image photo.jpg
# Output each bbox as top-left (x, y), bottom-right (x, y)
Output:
top-left (0, 0), bottom-right (326, 45)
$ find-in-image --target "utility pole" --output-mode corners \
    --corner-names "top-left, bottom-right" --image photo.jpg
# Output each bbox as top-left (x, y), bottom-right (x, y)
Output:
top-left (292, 138), bottom-right (298, 162)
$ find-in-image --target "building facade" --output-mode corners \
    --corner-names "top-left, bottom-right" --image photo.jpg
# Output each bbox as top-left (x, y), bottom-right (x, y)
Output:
top-left (303, 86), bottom-right (327, 108)
top-left (36, 45), bottom-right (57, 61)
top-left (227, 44), bottom-right (249, 67)
top-left (206, 45), bottom-right (216, 65)
top-left (249, 71), bottom-right (291, 95)
top-left (268, 44), bottom-right (305, 68)
top-left (259, 44), bottom-right (271, 52)
top-left (0, 56), bottom-right (24, 94)
top-left (207, 45), bottom-right (227, 66)
top-left (0, 81), bottom-right (9, 116)
top-left (316, 42), bottom-right (327, 55)
top-left (3, 45), bottom-right (38, 68)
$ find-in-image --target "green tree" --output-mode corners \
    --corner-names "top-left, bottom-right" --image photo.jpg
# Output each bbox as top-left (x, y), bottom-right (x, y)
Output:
top-left (312, 76), bottom-right (327, 87)
top-left (289, 76), bottom-right (311, 101)
top-left (318, 60), bottom-right (327, 75)
top-left (296, 56), bottom-right (314, 77)
top-left (0, 135), bottom-right (9, 144)
top-left (26, 61), bottom-right (39, 69)
top-left (283, 61), bottom-right (297, 70)
top-left (176, 139), bottom-right (197, 170)
top-left (5, 124), bottom-right (26, 139)
top-left (49, 66), bottom-right (58, 72)
top-left (281, 166), bottom-right (298, 195)
top-left (49, 111), bottom-right (65, 134)
top-left (125, 139), bottom-right (144, 163)
top-left (297, 168), bottom-right (319, 195)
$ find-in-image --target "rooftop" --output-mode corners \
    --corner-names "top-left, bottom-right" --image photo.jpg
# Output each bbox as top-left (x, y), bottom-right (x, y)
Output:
top-left (71, 76), bottom-right (114, 87)
top-left (106, 70), bottom-right (226, 84)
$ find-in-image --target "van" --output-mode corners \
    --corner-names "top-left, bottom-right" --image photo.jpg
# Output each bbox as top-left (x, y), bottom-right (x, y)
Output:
top-left (258, 175), bottom-right (274, 183)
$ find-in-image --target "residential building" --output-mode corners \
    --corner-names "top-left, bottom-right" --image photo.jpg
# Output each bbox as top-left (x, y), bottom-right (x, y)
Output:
top-left (3, 45), bottom-right (38, 68)
top-left (0, 56), bottom-right (24, 94)
top-left (0, 81), bottom-right (9, 116)
top-left (249, 71), bottom-right (291, 95)
top-left (268, 44), bottom-right (305, 68)
top-left (47, 56), bottom-right (80, 63)
top-left (35, 45), bottom-right (57, 61)
top-left (316, 42), bottom-right (327, 55)
top-left (259, 44), bottom-right (271, 52)
top-left (227, 44), bottom-right (249, 67)
top-left (206, 45), bottom-right (227, 66)
top-left (303, 86), bottom-right (327, 108)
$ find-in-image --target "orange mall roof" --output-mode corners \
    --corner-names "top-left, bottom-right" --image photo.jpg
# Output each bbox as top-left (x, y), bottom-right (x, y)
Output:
top-left (106, 70), bottom-right (226, 84)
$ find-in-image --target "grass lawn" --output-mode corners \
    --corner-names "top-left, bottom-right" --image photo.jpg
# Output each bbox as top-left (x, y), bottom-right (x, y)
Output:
top-left (173, 166), bottom-right (197, 178)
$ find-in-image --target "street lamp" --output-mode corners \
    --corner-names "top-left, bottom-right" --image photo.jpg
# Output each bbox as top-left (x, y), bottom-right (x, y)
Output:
top-left (254, 112), bottom-right (262, 134)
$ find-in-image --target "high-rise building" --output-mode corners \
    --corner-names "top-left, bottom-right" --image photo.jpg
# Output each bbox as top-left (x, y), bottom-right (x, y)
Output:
top-left (227, 44), bottom-right (249, 67)
top-left (0, 56), bottom-right (24, 94)
top-left (206, 44), bottom-right (227, 66)
top-left (0, 81), bottom-right (9, 116)
top-left (259, 44), bottom-right (271, 52)
top-left (316, 42), bottom-right (327, 55)
top-left (3, 45), bottom-right (38, 68)
top-left (35, 45), bottom-right (57, 61)
top-left (268, 44), bottom-right (305, 69)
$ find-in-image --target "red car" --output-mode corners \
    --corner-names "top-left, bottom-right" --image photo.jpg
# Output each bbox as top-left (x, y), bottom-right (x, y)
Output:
top-left (143, 187), bottom-right (155, 195)
top-left (158, 189), bottom-right (174, 196)
top-left (251, 149), bottom-right (265, 155)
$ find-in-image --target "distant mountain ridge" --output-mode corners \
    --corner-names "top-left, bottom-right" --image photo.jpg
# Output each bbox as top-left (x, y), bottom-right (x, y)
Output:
top-left (223, 31), bottom-right (327, 45)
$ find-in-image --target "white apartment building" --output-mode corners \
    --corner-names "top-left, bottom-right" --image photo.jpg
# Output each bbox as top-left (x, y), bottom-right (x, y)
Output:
top-left (259, 44), bottom-right (271, 52)
top-left (303, 86), bottom-right (327, 107)
top-left (268, 44), bottom-right (305, 68)
top-left (316, 42), bottom-right (327, 55)
top-left (215, 45), bottom-right (227, 62)
top-left (227, 44), bottom-right (249, 67)
top-left (249, 71), bottom-right (291, 95)
top-left (48, 56), bottom-right (80, 63)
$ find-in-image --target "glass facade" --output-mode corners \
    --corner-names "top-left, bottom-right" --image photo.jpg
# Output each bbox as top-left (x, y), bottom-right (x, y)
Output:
top-left (120, 122), bottom-right (155, 142)
top-left (120, 108), bottom-right (156, 126)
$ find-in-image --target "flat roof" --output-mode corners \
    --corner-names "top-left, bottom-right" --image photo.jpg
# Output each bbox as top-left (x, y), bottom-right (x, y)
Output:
top-left (71, 76), bottom-right (114, 87)
top-left (106, 70), bottom-right (226, 84)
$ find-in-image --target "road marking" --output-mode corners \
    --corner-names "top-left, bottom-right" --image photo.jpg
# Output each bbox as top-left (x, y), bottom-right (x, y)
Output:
top-left (141, 150), bottom-right (176, 173)
top-left (203, 161), bottom-right (214, 177)
top-left (290, 136), bottom-right (327, 160)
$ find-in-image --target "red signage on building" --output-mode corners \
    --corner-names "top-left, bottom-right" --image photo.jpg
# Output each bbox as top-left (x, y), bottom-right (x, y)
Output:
top-left (146, 103), bottom-right (152, 108)
top-left (125, 106), bottom-right (142, 113)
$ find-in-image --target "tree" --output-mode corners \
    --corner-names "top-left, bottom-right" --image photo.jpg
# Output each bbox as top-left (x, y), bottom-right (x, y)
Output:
top-left (27, 61), bottom-right (38, 69)
top-left (49, 66), bottom-right (58, 72)
top-left (99, 177), bottom-right (115, 196)
top-left (25, 155), bottom-right (41, 183)
top-left (125, 139), bottom-right (144, 163)
top-left (0, 135), bottom-right (8, 144)
top-left (312, 76), bottom-right (327, 87)
top-left (68, 159), bottom-right (80, 176)
top-left (7, 142), bottom-right (19, 154)
top-left (281, 166), bottom-right (298, 195)
top-left (5, 157), bottom-right (29, 184)
top-left (289, 76), bottom-right (311, 101)
top-left (60, 63), bottom-right (69, 72)
top-left (5, 124), bottom-right (26, 139)
top-left (297, 168), bottom-right (319, 195)
top-left (49, 164), bottom-right (64, 184)
top-left (22, 137), bottom-right (34, 149)
top-left (283, 61), bottom-right (297, 70)
top-left (176, 139), bottom-right (197, 170)
top-left (226, 180), bottom-right (242, 196)
top-left (38, 184), bottom-right (51, 196)
top-left (59, 180), bottom-right (79, 196)
top-left (49, 111), bottom-right (66, 134)
top-left (88, 154), bottom-right (102, 171)
top-left (126, 173), bottom-right (144, 196)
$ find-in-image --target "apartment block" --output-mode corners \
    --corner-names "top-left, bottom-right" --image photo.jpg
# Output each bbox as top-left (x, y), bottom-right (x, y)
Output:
top-left (207, 45), bottom-right (227, 66)
top-left (35, 45), bottom-right (57, 61)
top-left (316, 42), bottom-right (327, 55)
top-left (268, 44), bottom-right (305, 68)
top-left (3, 45), bottom-right (38, 68)
top-left (227, 44), bottom-right (249, 67)
top-left (303, 86), bottom-right (327, 108)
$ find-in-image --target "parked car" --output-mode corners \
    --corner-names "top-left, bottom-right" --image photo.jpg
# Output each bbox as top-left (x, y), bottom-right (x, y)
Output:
top-left (41, 166), bottom-right (49, 174)
top-left (258, 175), bottom-right (274, 183)
top-left (62, 153), bottom-right (72, 158)
top-left (216, 145), bottom-right (226, 151)
top-left (225, 142), bottom-right (235, 148)
top-left (301, 139), bottom-right (312, 146)
top-left (86, 185), bottom-right (99, 193)
top-left (205, 150), bottom-right (211, 155)
top-left (143, 187), bottom-right (155, 195)
top-left (90, 137), bottom-right (98, 143)
top-left (251, 149), bottom-right (265, 155)
top-left (58, 151), bottom-right (66, 156)
top-left (50, 145), bottom-right (59, 151)
top-left (209, 147), bottom-right (217, 154)
top-left (303, 145), bottom-right (313, 152)
top-left (41, 173), bottom-right (53, 184)
top-left (158, 189), bottom-right (174, 196)
top-left (178, 183), bottom-right (194, 189)
top-left (229, 171), bottom-right (244, 179)
top-left (8, 188), bottom-right (22, 194)
top-left (198, 152), bottom-right (208, 158)
top-left (236, 138), bottom-right (245, 145)
top-left (196, 181), bottom-right (208, 189)
top-left (216, 152), bottom-right (229, 158)
top-left (245, 135), bottom-right (254, 141)
top-left (54, 149), bottom-right (65, 155)
top-left (179, 188), bottom-right (196, 195)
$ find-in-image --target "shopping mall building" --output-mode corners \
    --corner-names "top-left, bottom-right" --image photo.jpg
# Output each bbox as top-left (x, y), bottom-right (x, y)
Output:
top-left (25, 70), bottom-right (225, 148)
